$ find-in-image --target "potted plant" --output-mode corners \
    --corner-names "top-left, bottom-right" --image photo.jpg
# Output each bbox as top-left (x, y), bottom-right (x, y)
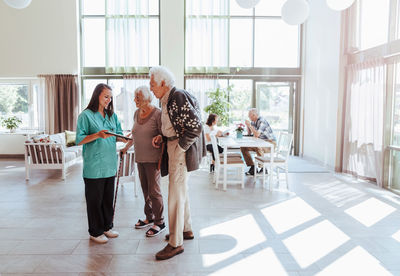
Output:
top-left (204, 85), bottom-right (232, 126)
top-left (235, 123), bottom-right (245, 139)
top-left (1, 116), bottom-right (22, 133)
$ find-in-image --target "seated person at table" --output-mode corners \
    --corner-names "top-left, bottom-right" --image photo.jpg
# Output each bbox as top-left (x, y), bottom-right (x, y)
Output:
top-left (204, 114), bottom-right (224, 172)
top-left (241, 108), bottom-right (276, 175)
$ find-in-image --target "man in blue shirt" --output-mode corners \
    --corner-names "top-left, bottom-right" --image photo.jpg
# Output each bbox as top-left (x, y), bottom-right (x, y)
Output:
top-left (242, 108), bottom-right (276, 175)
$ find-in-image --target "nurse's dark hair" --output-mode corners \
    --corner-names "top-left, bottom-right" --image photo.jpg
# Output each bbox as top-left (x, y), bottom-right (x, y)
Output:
top-left (86, 83), bottom-right (114, 117)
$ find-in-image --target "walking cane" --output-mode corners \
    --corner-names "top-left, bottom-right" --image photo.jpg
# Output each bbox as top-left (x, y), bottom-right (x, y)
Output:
top-left (112, 151), bottom-right (124, 223)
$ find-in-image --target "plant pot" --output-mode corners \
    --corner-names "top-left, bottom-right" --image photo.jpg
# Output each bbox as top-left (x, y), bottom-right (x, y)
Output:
top-left (236, 131), bottom-right (243, 139)
top-left (9, 128), bottom-right (16, 133)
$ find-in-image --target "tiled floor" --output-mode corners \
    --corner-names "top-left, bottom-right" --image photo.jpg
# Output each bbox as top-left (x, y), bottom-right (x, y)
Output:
top-left (1, 158), bottom-right (400, 275)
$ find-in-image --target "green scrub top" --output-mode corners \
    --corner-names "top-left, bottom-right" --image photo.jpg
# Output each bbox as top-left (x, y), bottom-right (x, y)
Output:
top-left (76, 109), bottom-right (123, 179)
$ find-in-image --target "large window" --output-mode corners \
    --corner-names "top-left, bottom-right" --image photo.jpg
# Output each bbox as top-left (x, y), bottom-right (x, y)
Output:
top-left (388, 63), bottom-right (400, 191)
top-left (0, 80), bottom-right (43, 131)
top-left (228, 79), bottom-right (253, 123)
top-left (184, 0), bottom-right (301, 153)
top-left (185, 0), bottom-right (299, 71)
top-left (82, 77), bottom-right (157, 130)
top-left (345, 0), bottom-right (400, 189)
top-left (80, 0), bottom-right (160, 73)
top-left (186, 78), bottom-right (253, 125)
top-left (351, 0), bottom-right (391, 51)
top-left (80, 0), bottom-right (160, 129)
top-left (185, 77), bottom-right (296, 132)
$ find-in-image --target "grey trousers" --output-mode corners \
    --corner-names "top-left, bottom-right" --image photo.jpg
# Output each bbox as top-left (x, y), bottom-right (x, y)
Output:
top-left (167, 139), bottom-right (192, 247)
top-left (137, 162), bottom-right (164, 225)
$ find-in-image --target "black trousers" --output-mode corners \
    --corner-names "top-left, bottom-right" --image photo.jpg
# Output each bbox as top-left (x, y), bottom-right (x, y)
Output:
top-left (84, 176), bottom-right (115, 237)
top-left (206, 144), bottom-right (223, 160)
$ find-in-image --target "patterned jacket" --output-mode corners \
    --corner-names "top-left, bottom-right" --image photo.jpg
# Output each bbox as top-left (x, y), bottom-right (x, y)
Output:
top-left (160, 87), bottom-right (207, 176)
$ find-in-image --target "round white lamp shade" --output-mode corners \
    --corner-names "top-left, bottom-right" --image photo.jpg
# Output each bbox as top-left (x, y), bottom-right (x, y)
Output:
top-left (3, 0), bottom-right (32, 9)
top-left (326, 0), bottom-right (355, 11)
top-left (235, 0), bottom-right (261, 9)
top-left (281, 0), bottom-right (310, 25)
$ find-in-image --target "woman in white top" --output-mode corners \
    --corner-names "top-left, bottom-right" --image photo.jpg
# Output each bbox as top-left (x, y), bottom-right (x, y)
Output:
top-left (204, 114), bottom-right (224, 172)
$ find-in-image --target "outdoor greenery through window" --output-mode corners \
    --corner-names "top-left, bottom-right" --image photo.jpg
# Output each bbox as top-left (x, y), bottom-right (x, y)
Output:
top-left (0, 82), bottom-right (42, 131)
top-left (256, 82), bottom-right (290, 132)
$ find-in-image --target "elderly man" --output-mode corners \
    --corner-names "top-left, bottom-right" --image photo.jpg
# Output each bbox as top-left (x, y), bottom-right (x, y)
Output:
top-left (241, 108), bottom-right (276, 175)
top-left (150, 66), bottom-right (206, 260)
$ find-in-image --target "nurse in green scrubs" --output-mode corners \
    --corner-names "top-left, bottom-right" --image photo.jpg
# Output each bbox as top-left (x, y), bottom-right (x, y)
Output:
top-left (76, 83), bottom-right (127, 244)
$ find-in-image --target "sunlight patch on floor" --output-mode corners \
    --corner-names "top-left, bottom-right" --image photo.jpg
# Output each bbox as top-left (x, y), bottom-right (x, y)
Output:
top-left (316, 246), bottom-right (392, 276)
top-left (261, 197), bottom-right (320, 234)
top-left (200, 214), bottom-right (266, 267)
top-left (307, 180), bottom-right (366, 208)
top-left (344, 197), bottom-right (396, 227)
top-left (209, 248), bottom-right (288, 276)
top-left (283, 220), bottom-right (350, 268)
top-left (391, 229), bottom-right (400, 242)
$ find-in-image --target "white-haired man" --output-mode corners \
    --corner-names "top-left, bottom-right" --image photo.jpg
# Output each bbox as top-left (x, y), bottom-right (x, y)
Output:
top-left (150, 66), bottom-right (206, 260)
top-left (242, 108), bottom-right (276, 175)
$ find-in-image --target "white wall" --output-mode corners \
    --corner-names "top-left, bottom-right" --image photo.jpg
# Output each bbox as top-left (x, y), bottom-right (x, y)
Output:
top-left (0, 0), bottom-right (79, 77)
top-left (302, 0), bottom-right (342, 168)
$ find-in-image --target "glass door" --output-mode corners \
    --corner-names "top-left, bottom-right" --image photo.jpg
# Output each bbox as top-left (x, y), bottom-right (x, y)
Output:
top-left (255, 81), bottom-right (294, 134)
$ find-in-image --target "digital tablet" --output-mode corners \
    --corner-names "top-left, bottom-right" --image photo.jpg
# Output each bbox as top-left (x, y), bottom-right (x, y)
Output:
top-left (105, 132), bottom-right (133, 140)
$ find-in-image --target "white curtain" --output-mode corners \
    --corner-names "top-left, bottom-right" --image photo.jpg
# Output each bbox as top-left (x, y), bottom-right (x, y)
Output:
top-left (185, 0), bottom-right (229, 73)
top-left (185, 76), bottom-right (219, 122)
top-left (342, 58), bottom-right (386, 186)
top-left (106, 0), bottom-right (152, 74)
top-left (121, 75), bottom-right (157, 130)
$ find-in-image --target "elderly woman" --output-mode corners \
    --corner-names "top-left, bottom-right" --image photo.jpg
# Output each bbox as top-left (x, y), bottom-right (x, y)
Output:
top-left (121, 85), bottom-right (165, 237)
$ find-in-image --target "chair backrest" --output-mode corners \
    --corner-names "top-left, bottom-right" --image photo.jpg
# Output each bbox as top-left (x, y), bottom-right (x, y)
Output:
top-left (210, 134), bottom-right (221, 166)
top-left (275, 132), bottom-right (293, 161)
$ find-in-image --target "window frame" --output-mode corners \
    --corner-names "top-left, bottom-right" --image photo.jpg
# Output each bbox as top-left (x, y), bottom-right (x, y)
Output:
top-left (79, 0), bottom-right (161, 76)
top-left (184, 73), bottom-right (302, 155)
top-left (184, 1), bottom-right (302, 71)
top-left (0, 78), bottom-right (43, 131)
top-left (344, 0), bottom-right (400, 190)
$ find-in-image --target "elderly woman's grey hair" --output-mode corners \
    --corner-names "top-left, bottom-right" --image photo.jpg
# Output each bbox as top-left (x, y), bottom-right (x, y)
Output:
top-left (248, 108), bottom-right (259, 116)
top-left (135, 85), bottom-right (153, 103)
top-left (149, 66), bottom-right (175, 88)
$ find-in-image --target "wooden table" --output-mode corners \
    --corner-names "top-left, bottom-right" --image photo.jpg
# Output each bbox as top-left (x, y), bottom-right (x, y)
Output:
top-left (218, 137), bottom-right (275, 190)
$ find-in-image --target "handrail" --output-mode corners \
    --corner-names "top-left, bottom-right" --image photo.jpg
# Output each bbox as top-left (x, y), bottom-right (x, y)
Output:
top-left (387, 145), bottom-right (400, 152)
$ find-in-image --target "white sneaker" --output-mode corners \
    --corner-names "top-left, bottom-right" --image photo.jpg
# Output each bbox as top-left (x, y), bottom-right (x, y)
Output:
top-left (104, 230), bottom-right (119, 238)
top-left (90, 234), bottom-right (108, 244)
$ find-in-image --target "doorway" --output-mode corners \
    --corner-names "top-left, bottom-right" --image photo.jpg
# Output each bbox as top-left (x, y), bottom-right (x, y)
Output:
top-left (255, 81), bottom-right (298, 154)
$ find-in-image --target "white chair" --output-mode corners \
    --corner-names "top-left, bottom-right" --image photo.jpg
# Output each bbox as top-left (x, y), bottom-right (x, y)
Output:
top-left (211, 135), bottom-right (245, 190)
top-left (117, 149), bottom-right (138, 197)
top-left (254, 132), bottom-right (293, 190)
